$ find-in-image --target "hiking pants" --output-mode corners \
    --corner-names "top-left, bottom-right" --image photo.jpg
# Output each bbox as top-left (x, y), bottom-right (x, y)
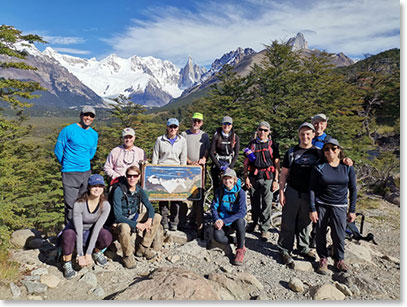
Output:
top-left (61, 227), bottom-right (112, 256)
top-left (277, 185), bottom-right (312, 254)
top-left (213, 218), bottom-right (246, 249)
top-left (188, 197), bottom-right (205, 237)
top-left (210, 166), bottom-right (222, 192)
top-left (248, 176), bottom-right (273, 233)
top-left (159, 201), bottom-right (187, 228)
top-left (62, 170), bottom-right (91, 224)
top-left (316, 203), bottom-right (347, 261)
top-left (113, 213), bottom-right (162, 257)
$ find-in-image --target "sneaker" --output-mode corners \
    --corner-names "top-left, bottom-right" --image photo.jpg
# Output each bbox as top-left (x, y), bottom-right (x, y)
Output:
top-left (246, 223), bottom-right (256, 233)
top-left (334, 259), bottom-right (349, 272)
top-left (281, 251), bottom-right (295, 269)
top-left (62, 261), bottom-right (77, 279)
top-left (92, 251), bottom-right (108, 266)
top-left (123, 255), bottom-right (137, 269)
top-left (317, 257), bottom-right (329, 275)
top-left (233, 246), bottom-right (247, 266)
top-left (301, 249), bottom-right (317, 261)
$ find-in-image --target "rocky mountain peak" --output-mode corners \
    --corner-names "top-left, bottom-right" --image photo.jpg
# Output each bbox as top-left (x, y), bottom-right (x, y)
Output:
top-left (287, 32), bottom-right (308, 51)
top-left (179, 57), bottom-right (207, 90)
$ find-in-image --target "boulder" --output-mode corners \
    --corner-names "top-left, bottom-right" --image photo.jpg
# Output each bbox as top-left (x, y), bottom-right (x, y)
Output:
top-left (40, 274), bottom-right (60, 288)
top-left (334, 281), bottom-right (353, 296)
top-left (164, 231), bottom-right (188, 245)
top-left (80, 272), bottom-right (98, 288)
top-left (289, 278), bottom-right (304, 292)
top-left (10, 282), bottom-right (21, 298)
top-left (22, 280), bottom-right (48, 294)
top-left (10, 229), bottom-right (39, 248)
top-left (345, 241), bottom-right (374, 265)
top-left (207, 272), bottom-right (264, 300)
top-left (313, 284), bottom-right (345, 300)
top-left (293, 260), bottom-right (314, 272)
top-left (112, 267), bottom-right (219, 300)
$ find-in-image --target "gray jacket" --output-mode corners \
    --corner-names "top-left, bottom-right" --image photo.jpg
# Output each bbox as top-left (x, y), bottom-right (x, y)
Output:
top-left (152, 134), bottom-right (187, 165)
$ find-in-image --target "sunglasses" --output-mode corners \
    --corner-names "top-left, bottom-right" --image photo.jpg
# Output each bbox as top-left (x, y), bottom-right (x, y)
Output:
top-left (258, 128), bottom-right (269, 132)
top-left (168, 125), bottom-right (178, 129)
top-left (126, 173), bottom-right (140, 178)
top-left (222, 122), bottom-right (232, 126)
top-left (193, 119), bottom-right (202, 123)
top-left (82, 112), bottom-right (95, 118)
top-left (324, 146), bottom-right (339, 152)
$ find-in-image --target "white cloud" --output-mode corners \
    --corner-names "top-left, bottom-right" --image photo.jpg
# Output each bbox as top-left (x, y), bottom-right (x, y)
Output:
top-left (53, 47), bottom-right (91, 55)
top-left (103, 0), bottom-right (399, 67)
top-left (43, 36), bottom-right (86, 45)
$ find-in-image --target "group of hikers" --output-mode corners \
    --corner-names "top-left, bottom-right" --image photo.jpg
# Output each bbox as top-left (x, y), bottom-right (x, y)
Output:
top-left (54, 106), bottom-right (357, 279)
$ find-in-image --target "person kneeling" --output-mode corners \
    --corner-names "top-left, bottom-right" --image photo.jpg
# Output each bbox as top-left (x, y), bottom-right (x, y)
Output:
top-left (211, 168), bottom-right (247, 266)
top-left (111, 166), bottom-right (162, 269)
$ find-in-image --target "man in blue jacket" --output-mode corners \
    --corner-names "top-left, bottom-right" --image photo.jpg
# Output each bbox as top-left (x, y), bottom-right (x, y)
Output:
top-left (54, 106), bottom-right (98, 224)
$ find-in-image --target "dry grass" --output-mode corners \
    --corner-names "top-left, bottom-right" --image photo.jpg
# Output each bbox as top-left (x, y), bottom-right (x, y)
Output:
top-left (0, 249), bottom-right (21, 285)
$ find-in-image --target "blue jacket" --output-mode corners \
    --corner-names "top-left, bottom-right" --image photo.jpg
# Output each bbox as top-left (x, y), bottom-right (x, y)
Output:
top-left (312, 132), bottom-right (329, 149)
top-left (54, 123), bottom-right (98, 172)
top-left (211, 179), bottom-right (246, 226)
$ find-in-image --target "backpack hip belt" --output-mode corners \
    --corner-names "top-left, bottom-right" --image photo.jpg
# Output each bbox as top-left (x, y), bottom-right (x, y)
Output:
top-left (248, 165), bottom-right (275, 180)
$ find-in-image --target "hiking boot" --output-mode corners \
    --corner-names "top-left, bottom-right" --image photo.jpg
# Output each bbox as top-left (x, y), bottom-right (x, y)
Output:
top-left (62, 261), bottom-right (77, 279)
top-left (233, 246), bottom-right (247, 266)
top-left (246, 223), bottom-right (256, 233)
top-left (317, 257), bottom-right (329, 275)
top-left (162, 222), bottom-right (169, 231)
top-left (260, 231), bottom-right (269, 241)
top-left (122, 255), bottom-right (137, 269)
top-left (334, 259), bottom-right (349, 272)
top-left (301, 249), bottom-right (317, 261)
top-left (135, 244), bottom-right (157, 260)
top-left (92, 251), bottom-right (108, 266)
top-left (169, 224), bottom-right (177, 231)
top-left (280, 251), bottom-right (295, 269)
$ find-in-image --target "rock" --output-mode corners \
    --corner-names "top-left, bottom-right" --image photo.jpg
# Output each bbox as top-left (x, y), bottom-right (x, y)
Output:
top-left (10, 229), bottom-right (38, 248)
top-left (10, 282), bottom-right (21, 298)
top-left (220, 265), bottom-right (233, 273)
top-left (40, 274), bottom-right (60, 288)
top-left (80, 272), bottom-right (98, 288)
top-left (313, 284), bottom-right (345, 300)
top-left (164, 231), bottom-right (188, 245)
top-left (27, 295), bottom-right (43, 300)
top-left (31, 268), bottom-right (49, 276)
top-left (345, 241), bottom-right (374, 265)
top-left (22, 280), bottom-right (48, 294)
top-left (381, 255), bottom-right (400, 265)
top-left (334, 282), bottom-right (353, 296)
top-left (289, 278), bottom-right (304, 292)
top-left (24, 275), bottom-right (41, 281)
top-left (112, 267), bottom-right (219, 300)
top-left (207, 272), bottom-right (264, 300)
top-left (350, 285), bottom-right (360, 296)
top-left (90, 287), bottom-right (105, 297)
top-left (166, 255), bottom-right (181, 263)
top-left (293, 260), bottom-right (314, 272)
top-left (26, 238), bottom-right (45, 250)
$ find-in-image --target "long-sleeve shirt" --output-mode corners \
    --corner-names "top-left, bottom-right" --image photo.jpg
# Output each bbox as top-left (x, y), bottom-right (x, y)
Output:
top-left (54, 123), bottom-right (98, 172)
top-left (309, 162), bottom-right (357, 213)
top-left (181, 129), bottom-right (210, 162)
top-left (104, 145), bottom-right (146, 179)
top-left (112, 184), bottom-right (155, 229)
top-left (211, 179), bottom-right (246, 226)
top-left (72, 200), bottom-right (110, 256)
top-left (152, 134), bottom-right (187, 165)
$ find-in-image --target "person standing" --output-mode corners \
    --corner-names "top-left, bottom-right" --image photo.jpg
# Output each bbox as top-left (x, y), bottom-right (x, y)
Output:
top-left (111, 166), bottom-right (162, 269)
top-left (311, 113), bottom-right (330, 149)
top-left (104, 127), bottom-right (146, 183)
top-left (309, 138), bottom-right (357, 274)
top-left (277, 122), bottom-right (321, 267)
top-left (60, 174), bottom-right (112, 279)
top-left (181, 112), bottom-right (210, 238)
top-left (211, 168), bottom-right (247, 266)
top-left (209, 116), bottom-right (240, 191)
top-left (54, 106), bottom-right (98, 224)
top-left (152, 118), bottom-right (188, 231)
top-left (244, 121), bottom-right (280, 240)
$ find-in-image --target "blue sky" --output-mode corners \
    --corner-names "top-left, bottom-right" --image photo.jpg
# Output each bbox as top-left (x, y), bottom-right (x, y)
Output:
top-left (1, 0), bottom-right (400, 67)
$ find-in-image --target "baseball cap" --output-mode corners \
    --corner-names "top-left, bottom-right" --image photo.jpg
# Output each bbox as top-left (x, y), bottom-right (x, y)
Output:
top-left (122, 127), bottom-right (135, 137)
top-left (88, 174), bottom-right (105, 186)
top-left (298, 122), bottom-right (315, 132)
top-left (258, 121), bottom-right (270, 129)
top-left (311, 113), bottom-right (328, 123)
top-left (222, 116), bottom-right (233, 124)
top-left (167, 118), bottom-right (179, 127)
top-left (192, 112), bottom-right (204, 120)
top-left (324, 137), bottom-right (341, 148)
top-left (81, 106), bottom-right (96, 116)
top-left (222, 168), bottom-right (237, 178)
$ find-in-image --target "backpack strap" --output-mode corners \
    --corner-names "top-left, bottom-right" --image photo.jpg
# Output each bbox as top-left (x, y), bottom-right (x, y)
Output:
top-left (217, 189), bottom-right (240, 215)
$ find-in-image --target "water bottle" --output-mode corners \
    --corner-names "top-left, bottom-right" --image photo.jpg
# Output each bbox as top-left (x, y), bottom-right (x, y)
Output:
top-left (244, 148), bottom-right (256, 162)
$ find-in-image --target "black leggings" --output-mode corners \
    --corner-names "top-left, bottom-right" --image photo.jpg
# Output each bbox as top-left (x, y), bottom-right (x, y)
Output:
top-left (213, 218), bottom-right (246, 249)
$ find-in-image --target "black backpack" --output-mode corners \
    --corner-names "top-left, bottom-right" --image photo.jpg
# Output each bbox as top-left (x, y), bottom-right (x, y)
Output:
top-left (105, 176), bottom-right (140, 227)
top-left (345, 213), bottom-right (377, 244)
